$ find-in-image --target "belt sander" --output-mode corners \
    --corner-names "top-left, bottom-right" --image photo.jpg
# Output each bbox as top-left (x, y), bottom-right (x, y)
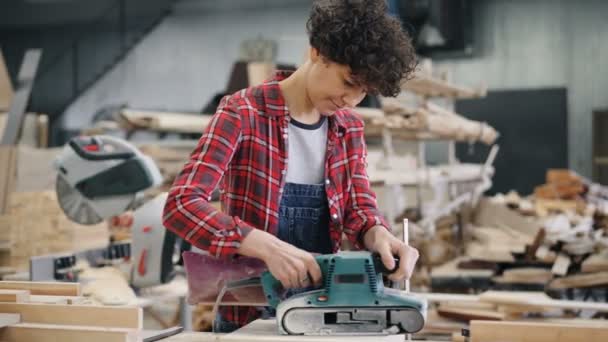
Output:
top-left (260, 251), bottom-right (427, 335)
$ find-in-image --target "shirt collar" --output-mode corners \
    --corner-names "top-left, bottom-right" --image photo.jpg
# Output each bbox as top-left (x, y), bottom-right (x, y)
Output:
top-left (263, 70), bottom-right (347, 131)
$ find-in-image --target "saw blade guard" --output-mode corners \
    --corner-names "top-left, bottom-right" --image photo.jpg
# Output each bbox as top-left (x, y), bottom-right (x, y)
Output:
top-left (54, 135), bottom-right (162, 224)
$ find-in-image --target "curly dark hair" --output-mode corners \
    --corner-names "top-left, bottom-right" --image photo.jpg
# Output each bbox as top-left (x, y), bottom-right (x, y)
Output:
top-left (307, 0), bottom-right (417, 97)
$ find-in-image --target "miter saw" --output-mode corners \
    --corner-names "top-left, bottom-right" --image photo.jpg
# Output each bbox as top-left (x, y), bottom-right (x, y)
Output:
top-left (54, 135), bottom-right (162, 225)
top-left (260, 251), bottom-right (427, 335)
top-left (50, 135), bottom-right (188, 288)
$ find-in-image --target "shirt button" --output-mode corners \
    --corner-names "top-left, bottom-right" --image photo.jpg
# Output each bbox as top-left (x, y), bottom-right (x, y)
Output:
top-left (281, 169), bottom-right (286, 175)
top-left (332, 213), bottom-right (338, 220)
top-left (325, 179), bottom-right (330, 185)
top-left (279, 188), bottom-right (283, 193)
top-left (283, 133), bottom-right (288, 139)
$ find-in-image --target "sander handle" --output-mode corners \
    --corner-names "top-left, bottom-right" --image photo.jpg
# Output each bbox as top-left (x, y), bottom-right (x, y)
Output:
top-left (372, 252), bottom-right (400, 275)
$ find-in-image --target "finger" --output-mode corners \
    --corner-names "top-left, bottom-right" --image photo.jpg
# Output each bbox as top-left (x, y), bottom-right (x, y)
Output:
top-left (294, 260), bottom-right (309, 288)
top-left (304, 254), bottom-right (322, 286)
top-left (378, 243), bottom-right (396, 271)
top-left (388, 245), bottom-right (408, 281)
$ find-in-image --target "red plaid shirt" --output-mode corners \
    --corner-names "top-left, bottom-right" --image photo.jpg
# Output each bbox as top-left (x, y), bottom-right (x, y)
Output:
top-left (163, 71), bottom-right (389, 327)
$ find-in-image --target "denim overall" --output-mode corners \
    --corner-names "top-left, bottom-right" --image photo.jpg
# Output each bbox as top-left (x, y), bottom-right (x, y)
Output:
top-left (214, 182), bottom-right (332, 333)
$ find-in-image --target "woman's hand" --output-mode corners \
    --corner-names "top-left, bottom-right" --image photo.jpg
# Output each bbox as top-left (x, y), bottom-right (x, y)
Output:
top-left (363, 225), bottom-right (419, 281)
top-left (239, 229), bottom-right (322, 289)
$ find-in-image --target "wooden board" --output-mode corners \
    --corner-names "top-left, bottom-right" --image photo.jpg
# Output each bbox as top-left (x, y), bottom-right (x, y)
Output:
top-left (581, 252), bottom-right (608, 273)
top-left (470, 320), bottom-right (608, 342)
top-left (0, 145), bottom-right (16, 214)
top-left (402, 74), bottom-right (483, 99)
top-left (0, 323), bottom-right (137, 342)
top-left (479, 290), bottom-right (608, 312)
top-left (1, 49), bottom-right (42, 145)
top-left (0, 281), bottom-right (80, 296)
top-left (549, 271), bottom-right (608, 289)
top-left (221, 319), bottom-right (405, 342)
top-left (0, 289), bottom-right (29, 303)
top-left (0, 303), bottom-right (142, 329)
top-left (119, 109), bottom-right (213, 134)
top-left (0, 50), bottom-right (12, 112)
top-left (437, 306), bottom-right (505, 321)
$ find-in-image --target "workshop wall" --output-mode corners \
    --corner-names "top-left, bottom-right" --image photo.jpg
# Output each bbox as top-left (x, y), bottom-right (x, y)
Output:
top-left (62, 0), bottom-right (608, 177)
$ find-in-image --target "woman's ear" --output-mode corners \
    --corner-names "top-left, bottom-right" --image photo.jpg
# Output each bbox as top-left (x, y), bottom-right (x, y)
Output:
top-left (309, 46), bottom-right (321, 63)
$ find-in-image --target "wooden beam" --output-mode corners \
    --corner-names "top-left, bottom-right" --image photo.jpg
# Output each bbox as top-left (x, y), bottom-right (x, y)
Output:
top-left (0, 289), bottom-right (29, 303)
top-left (0, 303), bottom-right (142, 329)
top-left (549, 271), bottom-right (608, 289)
top-left (0, 281), bottom-right (81, 296)
top-left (0, 323), bottom-right (138, 342)
top-left (470, 320), bottom-right (608, 342)
top-left (479, 290), bottom-right (608, 312)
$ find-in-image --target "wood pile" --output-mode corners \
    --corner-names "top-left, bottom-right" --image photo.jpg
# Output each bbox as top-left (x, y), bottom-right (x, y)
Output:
top-left (0, 191), bottom-right (108, 272)
top-left (0, 280), bottom-right (147, 342)
top-left (358, 98), bottom-right (499, 145)
top-left (423, 169), bottom-right (608, 324)
top-left (416, 290), bottom-right (608, 341)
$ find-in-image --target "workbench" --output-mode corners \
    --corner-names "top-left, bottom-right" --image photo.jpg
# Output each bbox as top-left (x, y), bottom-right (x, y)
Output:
top-left (160, 319), bottom-right (421, 342)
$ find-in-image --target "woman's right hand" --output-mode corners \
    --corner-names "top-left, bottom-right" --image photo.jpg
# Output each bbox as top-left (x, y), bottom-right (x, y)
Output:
top-left (238, 229), bottom-right (322, 289)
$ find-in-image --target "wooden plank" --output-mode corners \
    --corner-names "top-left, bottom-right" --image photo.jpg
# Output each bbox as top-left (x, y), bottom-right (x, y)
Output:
top-left (549, 271), bottom-right (608, 289)
top-left (0, 303), bottom-right (142, 329)
top-left (0, 50), bottom-right (12, 111)
top-left (0, 281), bottom-right (81, 296)
top-left (1, 49), bottom-right (42, 145)
top-left (437, 306), bottom-right (505, 321)
top-left (0, 323), bottom-right (137, 342)
top-left (0, 289), bottom-right (29, 303)
top-left (0, 313), bottom-right (20, 328)
top-left (221, 319), bottom-right (404, 341)
top-left (0, 145), bottom-right (17, 214)
top-left (470, 320), bottom-right (608, 342)
top-left (402, 74), bottom-right (484, 99)
top-left (119, 109), bottom-right (212, 134)
top-left (28, 295), bottom-right (88, 305)
top-left (479, 290), bottom-right (608, 312)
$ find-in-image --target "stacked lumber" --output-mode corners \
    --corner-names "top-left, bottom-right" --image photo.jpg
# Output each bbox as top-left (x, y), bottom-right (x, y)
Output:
top-left (118, 109), bottom-right (212, 135)
top-left (0, 280), bottom-right (145, 342)
top-left (0, 191), bottom-right (108, 271)
top-left (534, 169), bottom-right (585, 201)
top-left (359, 98), bottom-right (499, 145)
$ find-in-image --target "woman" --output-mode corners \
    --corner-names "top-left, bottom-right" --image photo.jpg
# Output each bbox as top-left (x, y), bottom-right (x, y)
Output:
top-left (163, 0), bottom-right (419, 332)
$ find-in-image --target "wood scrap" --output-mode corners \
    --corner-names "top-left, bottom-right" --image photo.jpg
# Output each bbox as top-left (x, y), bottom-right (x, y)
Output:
top-left (549, 271), bottom-right (608, 289)
top-left (581, 251), bottom-right (608, 273)
top-left (401, 73), bottom-right (484, 99)
top-left (1, 49), bottom-right (42, 145)
top-left (119, 109), bottom-right (212, 134)
top-left (0, 302), bottom-right (142, 329)
top-left (469, 320), bottom-right (608, 342)
top-left (0, 289), bottom-right (29, 302)
top-left (0, 281), bottom-right (80, 296)
top-left (0, 145), bottom-right (17, 214)
top-left (437, 305), bottom-right (505, 321)
top-left (479, 290), bottom-right (608, 312)
top-left (0, 323), bottom-right (138, 342)
top-left (0, 191), bottom-right (108, 270)
top-left (0, 50), bottom-right (12, 111)
top-left (497, 267), bottom-right (553, 284)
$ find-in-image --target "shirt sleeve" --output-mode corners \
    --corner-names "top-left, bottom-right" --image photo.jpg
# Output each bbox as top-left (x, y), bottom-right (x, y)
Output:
top-left (162, 96), bottom-right (254, 259)
top-left (342, 122), bottom-right (391, 250)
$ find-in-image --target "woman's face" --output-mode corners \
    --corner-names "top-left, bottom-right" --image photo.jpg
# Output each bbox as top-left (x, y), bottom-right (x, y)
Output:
top-left (305, 49), bottom-right (367, 115)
